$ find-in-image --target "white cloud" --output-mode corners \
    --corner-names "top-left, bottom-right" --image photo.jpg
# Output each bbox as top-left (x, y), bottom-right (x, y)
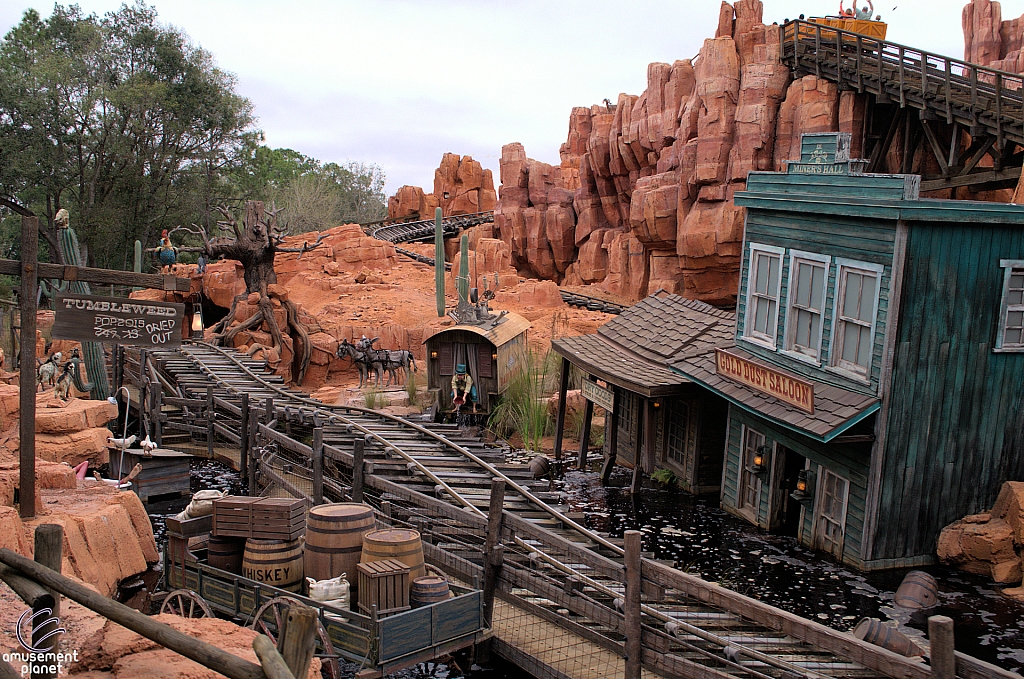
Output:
top-left (3, 0), bottom-right (1021, 192)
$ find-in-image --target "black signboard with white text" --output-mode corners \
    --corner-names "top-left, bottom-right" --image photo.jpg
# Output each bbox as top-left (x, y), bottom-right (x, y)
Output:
top-left (53, 293), bottom-right (184, 348)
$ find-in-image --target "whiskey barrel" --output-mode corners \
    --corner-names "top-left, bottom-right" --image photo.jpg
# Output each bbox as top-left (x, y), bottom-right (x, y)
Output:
top-left (410, 575), bottom-right (451, 607)
top-left (893, 570), bottom-right (938, 609)
top-left (361, 529), bottom-right (426, 581)
top-left (304, 503), bottom-right (376, 583)
top-left (208, 535), bottom-right (245, 574)
top-left (243, 538), bottom-right (303, 593)
top-left (853, 618), bottom-right (923, 656)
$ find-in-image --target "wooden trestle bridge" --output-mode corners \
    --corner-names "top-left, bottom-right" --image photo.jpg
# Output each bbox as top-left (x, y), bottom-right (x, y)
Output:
top-left (122, 343), bottom-right (1013, 679)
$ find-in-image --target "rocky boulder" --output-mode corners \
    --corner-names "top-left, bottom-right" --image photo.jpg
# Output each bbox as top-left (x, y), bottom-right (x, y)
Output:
top-left (938, 481), bottom-right (1024, 588)
top-left (388, 185), bottom-right (440, 221)
top-left (435, 153), bottom-right (498, 215)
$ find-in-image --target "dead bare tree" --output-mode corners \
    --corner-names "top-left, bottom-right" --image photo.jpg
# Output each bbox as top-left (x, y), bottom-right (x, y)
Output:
top-left (173, 200), bottom-right (327, 383)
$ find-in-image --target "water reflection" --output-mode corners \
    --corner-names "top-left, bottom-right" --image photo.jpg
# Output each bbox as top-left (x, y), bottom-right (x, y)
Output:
top-left (565, 467), bottom-right (1024, 672)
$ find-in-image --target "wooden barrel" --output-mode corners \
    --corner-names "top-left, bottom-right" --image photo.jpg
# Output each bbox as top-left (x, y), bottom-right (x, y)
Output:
top-left (208, 535), bottom-right (245, 574)
top-left (853, 618), bottom-right (923, 656)
top-left (361, 529), bottom-right (426, 581)
top-left (243, 538), bottom-right (303, 593)
top-left (304, 503), bottom-right (376, 583)
top-left (410, 576), bottom-right (451, 608)
top-left (894, 570), bottom-right (938, 609)
top-left (530, 455), bottom-right (550, 479)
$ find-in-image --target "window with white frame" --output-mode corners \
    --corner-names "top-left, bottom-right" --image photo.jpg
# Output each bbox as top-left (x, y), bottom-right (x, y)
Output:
top-left (996, 260), bottom-right (1024, 352)
top-left (784, 251), bottom-right (830, 361)
top-left (830, 260), bottom-right (882, 379)
top-left (744, 244), bottom-right (785, 348)
top-left (815, 469), bottom-right (848, 557)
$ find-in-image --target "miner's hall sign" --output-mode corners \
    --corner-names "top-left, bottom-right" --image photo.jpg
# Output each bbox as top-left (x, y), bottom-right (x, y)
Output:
top-left (53, 293), bottom-right (184, 349)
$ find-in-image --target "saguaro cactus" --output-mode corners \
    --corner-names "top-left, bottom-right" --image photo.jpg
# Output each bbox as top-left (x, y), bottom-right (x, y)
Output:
top-left (458, 234), bottom-right (470, 307)
top-left (435, 208), bottom-right (445, 317)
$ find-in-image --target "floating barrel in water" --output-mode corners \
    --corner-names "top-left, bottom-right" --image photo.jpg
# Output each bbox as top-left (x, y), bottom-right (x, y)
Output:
top-left (530, 456), bottom-right (550, 479)
top-left (304, 503), bottom-right (376, 584)
top-left (894, 570), bottom-right (938, 609)
top-left (853, 618), bottom-right (924, 656)
top-left (361, 529), bottom-right (426, 581)
top-left (243, 538), bottom-right (303, 593)
top-left (208, 535), bottom-right (245, 574)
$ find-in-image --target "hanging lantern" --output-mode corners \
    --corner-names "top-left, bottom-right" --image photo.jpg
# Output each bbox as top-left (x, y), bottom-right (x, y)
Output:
top-left (791, 469), bottom-right (816, 507)
top-left (191, 301), bottom-right (204, 339)
top-left (747, 444), bottom-right (770, 478)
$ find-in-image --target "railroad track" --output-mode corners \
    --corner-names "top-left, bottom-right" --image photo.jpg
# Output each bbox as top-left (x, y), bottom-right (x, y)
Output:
top-left (141, 341), bottom-right (929, 679)
top-left (366, 211), bottom-right (494, 244)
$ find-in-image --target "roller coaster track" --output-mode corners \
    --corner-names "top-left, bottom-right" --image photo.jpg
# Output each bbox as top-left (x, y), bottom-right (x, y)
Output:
top-left (138, 341), bottom-right (973, 679)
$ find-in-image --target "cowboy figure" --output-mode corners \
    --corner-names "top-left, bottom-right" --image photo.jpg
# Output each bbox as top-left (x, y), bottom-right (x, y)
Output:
top-left (451, 364), bottom-right (477, 412)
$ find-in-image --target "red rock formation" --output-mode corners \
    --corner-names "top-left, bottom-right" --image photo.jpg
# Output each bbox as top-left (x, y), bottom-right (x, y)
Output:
top-left (434, 153), bottom-right (498, 215)
top-left (387, 185), bottom-right (439, 221)
top-left (963, 0), bottom-right (1024, 72)
top-left (938, 481), bottom-right (1024, 587)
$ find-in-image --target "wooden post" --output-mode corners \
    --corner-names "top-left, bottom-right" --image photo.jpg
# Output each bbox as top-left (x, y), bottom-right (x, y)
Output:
top-left (239, 393), bottom-right (249, 482)
top-left (206, 386), bottom-right (215, 459)
top-left (630, 399), bottom-right (647, 495)
top-left (247, 402), bottom-right (258, 493)
top-left (264, 397), bottom-right (275, 425)
top-left (312, 427), bottom-right (323, 505)
top-left (352, 438), bottom-right (365, 504)
top-left (601, 388), bottom-right (619, 486)
top-left (252, 636), bottom-right (294, 679)
top-left (577, 376), bottom-right (596, 470)
top-left (381, 500), bottom-right (392, 520)
top-left (18, 215), bottom-right (38, 520)
top-left (928, 615), bottom-right (955, 679)
top-left (277, 603), bottom-right (317, 679)
top-left (623, 530), bottom-right (642, 679)
top-left (552, 357), bottom-right (570, 465)
top-left (154, 389), bottom-right (163, 447)
top-left (33, 524), bottom-right (63, 679)
top-left (481, 478), bottom-right (506, 627)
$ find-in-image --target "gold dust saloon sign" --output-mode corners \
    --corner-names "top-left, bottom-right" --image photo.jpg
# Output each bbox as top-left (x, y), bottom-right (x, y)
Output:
top-left (714, 349), bottom-right (814, 414)
top-left (53, 293), bottom-right (184, 349)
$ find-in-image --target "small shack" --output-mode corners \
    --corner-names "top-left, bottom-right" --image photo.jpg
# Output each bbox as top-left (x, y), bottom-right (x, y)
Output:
top-left (424, 311), bottom-right (530, 414)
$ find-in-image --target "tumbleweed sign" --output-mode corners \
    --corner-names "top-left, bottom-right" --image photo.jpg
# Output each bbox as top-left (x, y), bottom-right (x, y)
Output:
top-left (53, 293), bottom-right (184, 348)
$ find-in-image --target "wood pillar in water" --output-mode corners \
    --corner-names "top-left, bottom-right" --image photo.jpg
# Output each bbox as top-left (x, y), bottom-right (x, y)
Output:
top-left (481, 479), bottom-right (505, 628)
top-left (312, 427), bottom-right (323, 505)
top-left (206, 386), bottom-right (215, 458)
top-left (578, 375), bottom-right (597, 470)
top-left (352, 438), bottom-right (365, 503)
top-left (239, 393), bottom-right (249, 482)
top-left (601, 388), bottom-right (619, 486)
top-left (928, 616), bottom-right (955, 679)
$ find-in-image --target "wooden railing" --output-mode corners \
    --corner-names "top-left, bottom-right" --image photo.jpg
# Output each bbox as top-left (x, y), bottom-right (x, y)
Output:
top-left (781, 20), bottom-right (1024, 147)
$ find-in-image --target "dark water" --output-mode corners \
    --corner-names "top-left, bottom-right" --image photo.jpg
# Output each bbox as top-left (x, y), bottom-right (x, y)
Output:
top-left (563, 467), bottom-right (1024, 673)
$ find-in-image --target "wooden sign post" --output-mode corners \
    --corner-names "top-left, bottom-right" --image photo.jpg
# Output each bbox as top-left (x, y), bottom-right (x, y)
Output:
top-left (6, 239), bottom-right (190, 518)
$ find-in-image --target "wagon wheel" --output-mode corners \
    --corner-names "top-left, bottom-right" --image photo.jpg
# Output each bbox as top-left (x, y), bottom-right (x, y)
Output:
top-left (160, 589), bottom-right (213, 618)
top-left (250, 596), bottom-right (340, 679)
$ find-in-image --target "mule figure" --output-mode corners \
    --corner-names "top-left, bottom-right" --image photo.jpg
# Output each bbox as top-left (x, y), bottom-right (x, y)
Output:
top-left (336, 340), bottom-right (384, 388)
top-left (36, 352), bottom-right (62, 391)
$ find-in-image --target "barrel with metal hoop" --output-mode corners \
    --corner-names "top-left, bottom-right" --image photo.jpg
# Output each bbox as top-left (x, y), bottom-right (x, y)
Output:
top-left (304, 503), bottom-right (376, 583)
top-left (360, 528), bottom-right (426, 581)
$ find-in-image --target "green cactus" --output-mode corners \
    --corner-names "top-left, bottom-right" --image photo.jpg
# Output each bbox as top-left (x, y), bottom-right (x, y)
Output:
top-left (435, 207), bottom-right (445, 317)
top-left (458, 234), bottom-right (469, 306)
top-left (56, 211), bottom-right (110, 400)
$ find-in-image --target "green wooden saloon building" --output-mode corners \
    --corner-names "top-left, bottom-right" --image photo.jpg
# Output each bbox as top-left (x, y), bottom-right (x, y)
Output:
top-left (669, 132), bottom-right (1024, 569)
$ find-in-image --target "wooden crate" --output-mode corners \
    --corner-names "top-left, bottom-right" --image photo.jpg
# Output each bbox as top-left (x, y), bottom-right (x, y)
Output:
top-left (357, 559), bottom-right (410, 617)
top-left (120, 448), bottom-right (191, 503)
top-left (251, 498), bottom-right (305, 541)
top-left (212, 497), bottom-right (305, 541)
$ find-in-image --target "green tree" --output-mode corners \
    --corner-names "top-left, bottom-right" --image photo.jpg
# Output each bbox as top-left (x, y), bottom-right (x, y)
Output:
top-left (0, 2), bottom-right (255, 268)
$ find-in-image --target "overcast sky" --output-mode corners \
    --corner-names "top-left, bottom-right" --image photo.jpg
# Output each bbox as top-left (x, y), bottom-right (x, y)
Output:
top-left (3, 0), bottom-right (1022, 194)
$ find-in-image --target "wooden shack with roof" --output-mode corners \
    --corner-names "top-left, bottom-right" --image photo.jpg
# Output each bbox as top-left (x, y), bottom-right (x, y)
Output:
top-left (424, 310), bottom-right (530, 415)
top-left (550, 293), bottom-right (731, 494)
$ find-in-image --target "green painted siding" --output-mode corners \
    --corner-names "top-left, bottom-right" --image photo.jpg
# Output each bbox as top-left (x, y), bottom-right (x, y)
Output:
top-left (737, 208), bottom-right (897, 395)
top-left (874, 223), bottom-right (1024, 560)
top-left (723, 406), bottom-right (871, 564)
top-left (746, 172), bottom-right (909, 201)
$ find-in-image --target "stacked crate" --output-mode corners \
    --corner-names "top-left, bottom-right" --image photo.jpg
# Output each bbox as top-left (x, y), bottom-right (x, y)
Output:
top-left (212, 497), bottom-right (305, 541)
top-left (356, 559), bottom-right (410, 616)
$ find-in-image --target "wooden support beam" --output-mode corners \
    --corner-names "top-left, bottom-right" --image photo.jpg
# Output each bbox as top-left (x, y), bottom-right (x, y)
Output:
top-left (921, 165), bottom-right (1022, 192)
top-left (19, 216), bottom-right (37, 520)
top-left (277, 603), bottom-right (317, 679)
top-left (552, 357), bottom-right (570, 466)
top-left (920, 119), bottom-right (948, 174)
top-left (311, 427), bottom-right (323, 505)
top-left (623, 530), bottom-right (642, 679)
top-left (239, 393), bottom-right (249, 483)
top-left (929, 616), bottom-right (955, 679)
top-left (351, 438), bottom-right (365, 504)
top-left (0, 259), bottom-right (190, 292)
top-left (33, 524), bottom-right (63, 679)
top-left (247, 402), bottom-right (257, 492)
top-left (206, 387), bottom-right (215, 459)
top-left (601, 388), bottom-right (619, 486)
top-left (481, 478), bottom-right (506, 629)
top-left (577, 376), bottom-right (596, 470)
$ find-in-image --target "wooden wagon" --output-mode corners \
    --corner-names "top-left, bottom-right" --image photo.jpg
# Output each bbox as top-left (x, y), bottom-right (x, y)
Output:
top-left (164, 516), bottom-right (488, 679)
top-left (424, 311), bottom-right (530, 416)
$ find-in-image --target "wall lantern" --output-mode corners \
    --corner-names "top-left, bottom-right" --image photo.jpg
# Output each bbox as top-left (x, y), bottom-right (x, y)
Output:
top-left (191, 304), bottom-right (204, 339)
top-left (652, 400), bottom-right (661, 409)
top-left (491, 352), bottom-right (498, 361)
top-left (791, 469), bottom-right (816, 507)
top-left (430, 350), bottom-right (438, 359)
top-left (747, 444), bottom-right (770, 478)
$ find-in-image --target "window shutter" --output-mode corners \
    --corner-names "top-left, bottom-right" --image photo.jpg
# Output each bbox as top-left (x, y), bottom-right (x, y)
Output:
top-left (439, 343), bottom-right (454, 375)
top-left (477, 343), bottom-right (493, 378)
